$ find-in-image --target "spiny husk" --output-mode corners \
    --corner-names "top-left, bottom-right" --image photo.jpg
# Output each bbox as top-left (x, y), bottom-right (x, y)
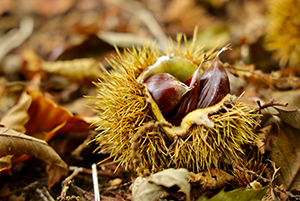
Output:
top-left (166, 100), bottom-right (260, 173)
top-left (91, 35), bottom-right (261, 173)
top-left (265, 0), bottom-right (300, 67)
top-left (231, 154), bottom-right (267, 187)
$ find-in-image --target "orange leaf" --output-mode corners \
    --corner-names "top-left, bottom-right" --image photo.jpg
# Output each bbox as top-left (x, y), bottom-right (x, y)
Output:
top-left (1, 88), bottom-right (91, 142)
top-left (0, 90), bottom-right (32, 133)
top-left (25, 89), bottom-right (91, 137)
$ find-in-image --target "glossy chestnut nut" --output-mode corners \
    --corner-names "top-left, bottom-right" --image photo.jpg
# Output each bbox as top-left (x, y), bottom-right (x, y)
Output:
top-left (145, 73), bottom-right (191, 117)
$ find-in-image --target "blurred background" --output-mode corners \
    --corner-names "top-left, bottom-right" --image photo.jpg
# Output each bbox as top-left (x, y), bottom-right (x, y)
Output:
top-left (0, 0), bottom-right (293, 75)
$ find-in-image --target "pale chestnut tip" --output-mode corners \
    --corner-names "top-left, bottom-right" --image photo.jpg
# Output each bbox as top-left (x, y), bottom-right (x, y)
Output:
top-left (216, 43), bottom-right (232, 58)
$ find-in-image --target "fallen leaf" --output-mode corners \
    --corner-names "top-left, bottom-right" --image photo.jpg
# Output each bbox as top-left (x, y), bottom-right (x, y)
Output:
top-left (41, 58), bottom-right (102, 84)
top-left (1, 88), bottom-right (91, 141)
top-left (272, 107), bottom-right (300, 130)
top-left (46, 165), bottom-right (69, 189)
top-left (0, 88), bottom-right (90, 187)
top-left (149, 168), bottom-right (191, 200)
top-left (263, 88), bottom-right (300, 109)
top-left (132, 176), bottom-right (166, 201)
top-left (132, 168), bottom-right (191, 201)
top-left (0, 126), bottom-right (68, 188)
top-left (255, 125), bottom-right (272, 154)
top-left (271, 122), bottom-right (300, 190)
top-left (196, 186), bottom-right (268, 201)
top-left (0, 89), bottom-right (32, 133)
top-left (21, 48), bottom-right (103, 84)
top-left (189, 169), bottom-right (233, 191)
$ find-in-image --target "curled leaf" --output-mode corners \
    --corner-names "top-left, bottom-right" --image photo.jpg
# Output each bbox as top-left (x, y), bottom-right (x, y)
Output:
top-left (0, 126), bottom-right (68, 188)
top-left (132, 168), bottom-right (191, 201)
top-left (41, 58), bottom-right (102, 84)
top-left (132, 176), bottom-right (166, 201)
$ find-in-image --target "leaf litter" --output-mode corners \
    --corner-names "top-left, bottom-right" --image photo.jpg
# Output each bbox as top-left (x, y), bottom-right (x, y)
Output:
top-left (1, 0), bottom-right (300, 200)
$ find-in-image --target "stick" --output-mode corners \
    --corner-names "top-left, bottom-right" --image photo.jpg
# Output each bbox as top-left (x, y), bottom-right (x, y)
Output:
top-left (0, 16), bottom-right (34, 60)
top-left (92, 163), bottom-right (100, 201)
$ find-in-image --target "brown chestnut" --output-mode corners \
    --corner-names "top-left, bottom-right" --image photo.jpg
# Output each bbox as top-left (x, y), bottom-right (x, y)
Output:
top-left (145, 73), bottom-right (192, 117)
top-left (197, 46), bottom-right (231, 108)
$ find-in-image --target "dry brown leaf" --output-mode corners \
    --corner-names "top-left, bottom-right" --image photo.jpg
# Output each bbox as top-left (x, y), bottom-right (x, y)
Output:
top-left (132, 168), bottom-right (191, 201)
top-left (255, 125), bottom-right (272, 154)
top-left (0, 88), bottom-right (91, 166)
top-left (149, 168), bottom-right (191, 200)
top-left (271, 122), bottom-right (300, 190)
top-left (263, 88), bottom-right (300, 110)
top-left (228, 62), bottom-right (272, 89)
top-left (189, 169), bottom-right (233, 191)
top-left (272, 107), bottom-right (300, 130)
top-left (0, 89), bottom-right (32, 133)
top-left (0, 126), bottom-right (68, 188)
top-left (21, 49), bottom-right (43, 80)
top-left (21, 49), bottom-right (102, 84)
top-left (46, 165), bottom-right (69, 189)
top-left (132, 176), bottom-right (166, 201)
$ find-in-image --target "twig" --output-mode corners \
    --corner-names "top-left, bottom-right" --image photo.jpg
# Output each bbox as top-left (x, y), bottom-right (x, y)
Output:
top-left (69, 165), bottom-right (123, 177)
top-left (0, 181), bottom-right (39, 197)
top-left (257, 99), bottom-right (288, 110)
top-left (135, 7), bottom-right (169, 47)
top-left (69, 183), bottom-right (94, 201)
top-left (36, 188), bottom-right (49, 201)
top-left (107, 0), bottom-right (169, 47)
top-left (59, 167), bottom-right (83, 199)
top-left (265, 159), bottom-right (300, 200)
top-left (61, 166), bottom-right (83, 186)
top-left (35, 187), bottom-right (55, 201)
top-left (59, 180), bottom-right (71, 200)
top-left (276, 186), bottom-right (300, 200)
top-left (92, 164), bottom-right (100, 201)
top-left (60, 165), bottom-right (123, 201)
top-left (71, 131), bottom-right (96, 160)
top-left (0, 16), bottom-right (34, 60)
